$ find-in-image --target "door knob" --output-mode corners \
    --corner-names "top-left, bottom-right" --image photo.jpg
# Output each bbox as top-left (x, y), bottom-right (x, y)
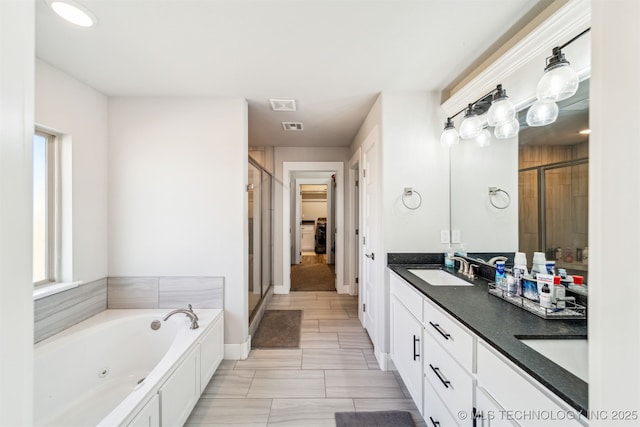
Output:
top-left (365, 253), bottom-right (375, 260)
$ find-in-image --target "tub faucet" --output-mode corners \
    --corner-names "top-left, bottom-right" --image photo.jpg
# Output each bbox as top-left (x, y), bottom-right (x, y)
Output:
top-left (163, 306), bottom-right (199, 329)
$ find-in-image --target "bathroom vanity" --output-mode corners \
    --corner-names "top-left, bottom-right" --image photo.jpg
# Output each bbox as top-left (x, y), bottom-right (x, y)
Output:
top-left (388, 260), bottom-right (588, 427)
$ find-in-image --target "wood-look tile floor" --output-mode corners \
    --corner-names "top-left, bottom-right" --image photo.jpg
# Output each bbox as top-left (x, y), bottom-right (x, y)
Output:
top-left (186, 291), bottom-right (426, 427)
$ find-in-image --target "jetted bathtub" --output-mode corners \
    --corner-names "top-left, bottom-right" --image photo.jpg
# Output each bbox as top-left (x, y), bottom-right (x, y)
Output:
top-left (34, 308), bottom-right (224, 427)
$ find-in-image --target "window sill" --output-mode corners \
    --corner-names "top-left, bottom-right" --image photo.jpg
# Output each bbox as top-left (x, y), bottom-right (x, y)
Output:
top-left (33, 281), bottom-right (83, 301)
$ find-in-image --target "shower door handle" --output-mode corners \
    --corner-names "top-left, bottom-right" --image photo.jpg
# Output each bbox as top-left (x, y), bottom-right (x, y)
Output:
top-left (365, 253), bottom-right (375, 260)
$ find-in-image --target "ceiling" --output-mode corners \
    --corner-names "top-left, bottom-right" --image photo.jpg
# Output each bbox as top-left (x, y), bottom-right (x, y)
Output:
top-left (36, 0), bottom-right (547, 148)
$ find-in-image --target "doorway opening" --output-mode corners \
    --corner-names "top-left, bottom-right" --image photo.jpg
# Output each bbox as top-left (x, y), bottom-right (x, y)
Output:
top-left (281, 162), bottom-right (346, 294)
top-left (291, 183), bottom-right (335, 291)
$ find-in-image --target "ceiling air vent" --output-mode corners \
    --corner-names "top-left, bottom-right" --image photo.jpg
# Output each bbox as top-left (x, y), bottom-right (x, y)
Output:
top-left (282, 122), bottom-right (304, 131)
top-left (270, 98), bottom-right (297, 112)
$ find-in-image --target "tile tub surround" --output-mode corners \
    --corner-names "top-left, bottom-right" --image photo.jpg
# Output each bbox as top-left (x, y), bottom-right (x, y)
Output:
top-left (186, 291), bottom-right (426, 427)
top-left (34, 278), bottom-right (107, 343)
top-left (107, 276), bottom-right (224, 309)
top-left (388, 264), bottom-right (588, 415)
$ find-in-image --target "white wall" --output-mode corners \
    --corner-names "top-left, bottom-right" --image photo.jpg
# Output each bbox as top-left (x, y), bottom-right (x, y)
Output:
top-left (108, 97), bottom-right (249, 349)
top-left (381, 91), bottom-right (450, 253)
top-left (589, 1), bottom-right (640, 422)
top-left (349, 92), bottom-right (450, 362)
top-left (450, 133), bottom-right (518, 252)
top-left (0, 1), bottom-right (34, 424)
top-left (35, 60), bottom-right (109, 283)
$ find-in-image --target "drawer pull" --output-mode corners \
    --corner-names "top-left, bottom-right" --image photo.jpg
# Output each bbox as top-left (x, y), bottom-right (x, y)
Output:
top-left (413, 335), bottom-right (420, 361)
top-left (429, 321), bottom-right (451, 340)
top-left (429, 364), bottom-right (451, 388)
top-left (429, 416), bottom-right (440, 427)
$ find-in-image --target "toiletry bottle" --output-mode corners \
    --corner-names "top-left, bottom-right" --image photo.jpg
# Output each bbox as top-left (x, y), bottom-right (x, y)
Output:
top-left (531, 252), bottom-right (547, 278)
top-left (545, 260), bottom-right (555, 275)
top-left (540, 283), bottom-right (552, 309)
top-left (506, 275), bottom-right (517, 297)
top-left (554, 276), bottom-right (566, 309)
top-left (495, 261), bottom-right (507, 291)
top-left (513, 252), bottom-right (528, 297)
top-left (444, 245), bottom-right (455, 268)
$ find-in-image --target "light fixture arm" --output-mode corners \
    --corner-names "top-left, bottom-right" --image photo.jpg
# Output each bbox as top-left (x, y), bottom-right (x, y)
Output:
top-left (444, 87), bottom-right (501, 123)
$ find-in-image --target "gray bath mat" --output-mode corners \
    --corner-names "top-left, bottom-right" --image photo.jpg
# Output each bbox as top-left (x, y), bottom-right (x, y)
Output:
top-left (252, 310), bottom-right (302, 348)
top-left (335, 410), bottom-right (416, 427)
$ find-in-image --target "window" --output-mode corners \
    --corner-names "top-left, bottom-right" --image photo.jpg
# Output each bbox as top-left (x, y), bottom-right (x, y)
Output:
top-left (33, 131), bottom-right (58, 285)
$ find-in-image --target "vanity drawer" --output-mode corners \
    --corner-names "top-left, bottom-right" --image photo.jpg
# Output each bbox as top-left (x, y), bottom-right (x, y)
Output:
top-left (424, 330), bottom-right (474, 426)
top-left (476, 341), bottom-right (583, 427)
top-left (423, 297), bottom-right (474, 372)
top-left (423, 377), bottom-right (461, 427)
top-left (390, 272), bottom-right (423, 320)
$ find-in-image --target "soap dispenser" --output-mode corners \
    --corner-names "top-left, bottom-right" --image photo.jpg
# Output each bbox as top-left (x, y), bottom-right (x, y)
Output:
top-left (444, 245), bottom-right (455, 268)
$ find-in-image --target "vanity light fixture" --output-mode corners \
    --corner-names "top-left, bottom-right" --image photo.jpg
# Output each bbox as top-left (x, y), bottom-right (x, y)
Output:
top-left (440, 84), bottom-right (518, 146)
top-left (579, 129), bottom-right (591, 135)
top-left (475, 128), bottom-right (492, 148)
top-left (459, 104), bottom-right (483, 139)
top-left (47, 0), bottom-right (97, 27)
top-left (440, 118), bottom-right (460, 147)
top-left (487, 85), bottom-right (516, 127)
top-left (527, 28), bottom-right (590, 127)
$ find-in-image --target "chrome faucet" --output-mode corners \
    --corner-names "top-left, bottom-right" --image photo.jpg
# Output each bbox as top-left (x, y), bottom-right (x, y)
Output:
top-left (163, 304), bottom-right (199, 329)
top-left (450, 256), bottom-right (469, 275)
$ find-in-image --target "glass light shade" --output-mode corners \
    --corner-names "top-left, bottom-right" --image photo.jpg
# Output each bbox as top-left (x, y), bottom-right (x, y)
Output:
top-left (440, 127), bottom-right (460, 147)
top-left (494, 117), bottom-right (520, 139)
top-left (526, 100), bottom-right (559, 127)
top-left (487, 97), bottom-right (516, 127)
top-left (459, 114), bottom-right (483, 139)
top-left (536, 64), bottom-right (579, 102)
top-left (476, 129), bottom-right (492, 147)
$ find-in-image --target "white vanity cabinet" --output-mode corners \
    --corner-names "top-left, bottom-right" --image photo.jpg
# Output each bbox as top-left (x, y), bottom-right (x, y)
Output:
top-left (476, 341), bottom-right (584, 427)
top-left (422, 295), bottom-right (475, 426)
top-left (390, 273), bottom-right (424, 413)
top-left (389, 270), bottom-right (586, 427)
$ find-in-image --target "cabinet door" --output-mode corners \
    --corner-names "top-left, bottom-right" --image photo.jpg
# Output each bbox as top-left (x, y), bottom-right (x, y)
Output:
top-left (200, 315), bottom-right (223, 393)
top-left (476, 386), bottom-right (520, 427)
top-left (159, 346), bottom-right (201, 427)
top-left (127, 394), bottom-right (160, 427)
top-left (390, 295), bottom-right (423, 413)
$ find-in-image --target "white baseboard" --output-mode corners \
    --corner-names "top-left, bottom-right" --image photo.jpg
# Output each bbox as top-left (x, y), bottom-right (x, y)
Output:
top-left (374, 348), bottom-right (391, 371)
top-left (273, 285), bottom-right (288, 294)
top-left (224, 336), bottom-right (251, 360)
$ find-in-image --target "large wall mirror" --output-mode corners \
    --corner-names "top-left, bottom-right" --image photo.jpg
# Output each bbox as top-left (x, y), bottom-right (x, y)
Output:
top-left (518, 80), bottom-right (589, 281)
top-left (447, 5), bottom-right (590, 284)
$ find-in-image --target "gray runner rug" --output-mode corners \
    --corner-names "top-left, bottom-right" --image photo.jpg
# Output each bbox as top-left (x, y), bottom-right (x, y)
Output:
top-left (335, 410), bottom-right (416, 427)
top-left (252, 310), bottom-right (302, 348)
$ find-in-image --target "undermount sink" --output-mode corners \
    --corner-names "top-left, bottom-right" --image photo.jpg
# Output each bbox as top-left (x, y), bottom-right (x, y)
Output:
top-left (408, 269), bottom-right (473, 287)
top-left (518, 337), bottom-right (588, 383)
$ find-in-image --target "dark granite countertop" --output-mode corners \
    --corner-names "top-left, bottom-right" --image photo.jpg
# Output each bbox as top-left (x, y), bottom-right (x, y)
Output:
top-left (388, 260), bottom-right (588, 415)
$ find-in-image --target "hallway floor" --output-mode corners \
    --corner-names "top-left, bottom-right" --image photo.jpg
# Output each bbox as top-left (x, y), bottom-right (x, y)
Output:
top-left (185, 291), bottom-right (425, 426)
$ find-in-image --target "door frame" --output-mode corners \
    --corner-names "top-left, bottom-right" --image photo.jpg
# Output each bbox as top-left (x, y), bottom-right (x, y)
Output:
top-left (281, 162), bottom-right (345, 294)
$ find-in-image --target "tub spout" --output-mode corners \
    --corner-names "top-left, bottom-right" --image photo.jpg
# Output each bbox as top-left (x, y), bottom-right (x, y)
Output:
top-left (163, 307), bottom-right (199, 329)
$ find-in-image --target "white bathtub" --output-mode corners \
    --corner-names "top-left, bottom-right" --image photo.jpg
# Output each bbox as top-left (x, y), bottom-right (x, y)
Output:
top-left (34, 308), bottom-right (223, 427)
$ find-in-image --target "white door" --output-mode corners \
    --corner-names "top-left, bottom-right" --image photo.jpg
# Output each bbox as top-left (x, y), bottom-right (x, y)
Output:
top-left (293, 179), bottom-right (302, 264)
top-left (361, 134), bottom-right (379, 337)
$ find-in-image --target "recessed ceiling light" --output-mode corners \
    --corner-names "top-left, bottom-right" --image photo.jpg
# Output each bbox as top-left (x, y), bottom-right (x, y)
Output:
top-left (47, 0), bottom-right (97, 27)
top-left (579, 129), bottom-right (591, 135)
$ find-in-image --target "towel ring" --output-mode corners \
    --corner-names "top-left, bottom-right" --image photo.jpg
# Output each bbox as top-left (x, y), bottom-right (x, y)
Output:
top-left (402, 188), bottom-right (422, 210)
top-left (488, 187), bottom-right (511, 210)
